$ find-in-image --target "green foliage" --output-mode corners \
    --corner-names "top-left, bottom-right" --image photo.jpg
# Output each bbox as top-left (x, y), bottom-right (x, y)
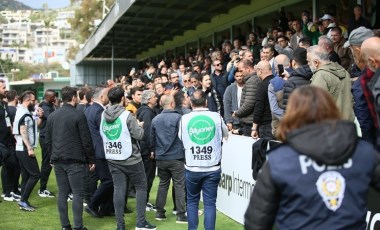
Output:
top-left (0, 147), bottom-right (242, 230)
top-left (69, 0), bottom-right (115, 43)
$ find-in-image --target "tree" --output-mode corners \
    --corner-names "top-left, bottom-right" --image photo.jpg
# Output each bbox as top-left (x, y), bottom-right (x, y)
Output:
top-left (69, 0), bottom-right (115, 43)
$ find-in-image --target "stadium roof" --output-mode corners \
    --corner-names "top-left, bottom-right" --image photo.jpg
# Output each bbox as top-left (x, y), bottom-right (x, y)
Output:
top-left (75, 0), bottom-right (250, 63)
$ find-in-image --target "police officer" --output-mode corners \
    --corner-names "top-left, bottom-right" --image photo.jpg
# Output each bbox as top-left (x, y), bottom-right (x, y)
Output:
top-left (179, 89), bottom-right (228, 230)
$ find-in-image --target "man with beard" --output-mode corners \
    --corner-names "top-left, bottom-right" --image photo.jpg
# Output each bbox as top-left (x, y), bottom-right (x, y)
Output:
top-left (308, 45), bottom-right (354, 121)
top-left (13, 90), bottom-right (43, 211)
top-left (46, 86), bottom-right (95, 230)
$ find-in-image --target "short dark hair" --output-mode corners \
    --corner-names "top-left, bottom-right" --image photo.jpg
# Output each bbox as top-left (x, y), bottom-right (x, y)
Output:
top-left (292, 47), bottom-right (308, 65)
top-left (263, 44), bottom-right (275, 52)
top-left (19, 90), bottom-right (35, 103)
top-left (44, 89), bottom-right (55, 98)
top-left (299, 37), bottom-right (312, 47)
top-left (330, 27), bottom-right (342, 34)
top-left (6, 90), bottom-right (17, 101)
top-left (108, 86), bottom-right (125, 105)
top-left (85, 88), bottom-right (94, 103)
top-left (78, 87), bottom-right (91, 100)
top-left (190, 71), bottom-right (201, 81)
top-left (277, 35), bottom-right (289, 42)
top-left (61, 86), bottom-right (78, 103)
top-left (174, 91), bottom-right (185, 109)
top-left (130, 87), bottom-right (143, 96)
top-left (190, 90), bottom-right (206, 107)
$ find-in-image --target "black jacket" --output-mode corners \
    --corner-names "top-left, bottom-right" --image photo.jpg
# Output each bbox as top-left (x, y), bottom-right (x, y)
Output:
top-left (46, 103), bottom-right (95, 164)
top-left (282, 65), bottom-right (312, 108)
top-left (136, 104), bottom-right (157, 155)
top-left (39, 101), bottom-right (55, 138)
top-left (245, 121), bottom-right (380, 230)
top-left (253, 75), bottom-right (274, 125)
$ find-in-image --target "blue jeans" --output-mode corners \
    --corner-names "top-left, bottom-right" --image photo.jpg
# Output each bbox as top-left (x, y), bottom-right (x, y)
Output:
top-left (108, 161), bottom-right (148, 230)
top-left (54, 163), bottom-right (86, 229)
top-left (185, 168), bottom-right (221, 230)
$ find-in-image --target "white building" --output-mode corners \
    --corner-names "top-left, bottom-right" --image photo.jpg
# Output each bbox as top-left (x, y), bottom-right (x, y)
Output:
top-left (53, 10), bottom-right (75, 29)
top-left (0, 22), bottom-right (31, 47)
top-left (0, 10), bottom-right (32, 23)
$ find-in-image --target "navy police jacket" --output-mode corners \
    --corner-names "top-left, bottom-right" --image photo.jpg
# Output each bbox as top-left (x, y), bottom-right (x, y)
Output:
top-left (244, 120), bottom-right (380, 230)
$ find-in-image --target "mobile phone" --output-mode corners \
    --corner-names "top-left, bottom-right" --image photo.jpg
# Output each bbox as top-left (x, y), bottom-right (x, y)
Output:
top-left (278, 64), bottom-right (284, 76)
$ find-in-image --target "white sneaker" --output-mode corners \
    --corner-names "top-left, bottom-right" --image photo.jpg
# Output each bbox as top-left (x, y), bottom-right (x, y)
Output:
top-left (38, 189), bottom-right (55, 198)
top-left (146, 202), bottom-right (157, 212)
top-left (67, 193), bottom-right (73, 201)
top-left (3, 195), bottom-right (15, 202)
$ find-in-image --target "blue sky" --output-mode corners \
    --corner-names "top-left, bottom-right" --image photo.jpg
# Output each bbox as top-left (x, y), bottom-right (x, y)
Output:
top-left (20, 0), bottom-right (71, 9)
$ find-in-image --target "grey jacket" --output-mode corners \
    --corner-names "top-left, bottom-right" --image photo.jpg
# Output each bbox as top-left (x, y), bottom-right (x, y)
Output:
top-left (103, 104), bottom-right (144, 166)
top-left (223, 83), bottom-right (241, 125)
top-left (235, 73), bottom-right (260, 124)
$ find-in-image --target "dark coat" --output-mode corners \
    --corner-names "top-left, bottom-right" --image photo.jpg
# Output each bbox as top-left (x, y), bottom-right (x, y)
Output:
top-left (136, 104), bottom-right (157, 155)
top-left (244, 121), bottom-right (380, 230)
top-left (282, 65), bottom-right (312, 108)
top-left (235, 73), bottom-right (260, 124)
top-left (84, 102), bottom-right (106, 159)
top-left (46, 104), bottom-right (95, 164)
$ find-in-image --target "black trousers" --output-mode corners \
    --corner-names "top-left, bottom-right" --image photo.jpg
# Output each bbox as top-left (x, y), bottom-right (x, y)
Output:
top-left (1, 147), bottom-right (20, 196)
top-left (39, 137), bottom-right (52, 191)
top-left (141, 152), bottom-right (156, 202)
top-left (16, 150), bottom-right (40, 202)
top-left (89, 159), bottom-right (114, 214)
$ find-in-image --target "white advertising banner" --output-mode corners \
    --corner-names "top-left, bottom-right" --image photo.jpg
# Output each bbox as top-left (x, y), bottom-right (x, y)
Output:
top-left (216, 134), bottom-right (256, 225)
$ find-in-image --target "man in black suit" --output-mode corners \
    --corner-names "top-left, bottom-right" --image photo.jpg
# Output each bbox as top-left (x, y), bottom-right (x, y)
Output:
top-left (84, 86), bottom-right (113, 217)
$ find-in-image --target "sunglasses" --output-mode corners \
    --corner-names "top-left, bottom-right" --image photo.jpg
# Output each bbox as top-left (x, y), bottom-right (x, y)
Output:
top-left (183, 80), bottom-right (190, 83)
top-left (214, 63), bottom-right (222, 66)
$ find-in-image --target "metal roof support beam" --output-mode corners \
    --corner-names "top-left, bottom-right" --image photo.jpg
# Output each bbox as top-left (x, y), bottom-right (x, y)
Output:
top-left (111, 30), bottom-right (114, 81)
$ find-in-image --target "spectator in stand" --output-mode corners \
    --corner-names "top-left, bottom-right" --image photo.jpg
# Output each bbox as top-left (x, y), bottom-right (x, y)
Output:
top-left (349, 29), bottom-right (378, 146)
top-left (155, 83), bottom-right (165, 97)
top-left (200, 74), bottom-right (221, 114)
top-left (318, 35), bottom-right (341, 65)
top-left (151, 95), bottom-right (187, 224)
top-left (126, 87), bottom-right (143, 116)
top-left (308, 45), bottom-right (355, 121)
top-left (161, 74), bottom-right (169, 85)
top-left (233, 59), bottom-right (260, 136)
top-left (275, 35), bottom-right (293, 60)
top-left (261, 45), bottom-right (276, 75)
top-left (153, 76), bottom-right (162, 85)
top-left (224, 68), bottom-right (244, 133)
top-left (232, 38), bottom-right (242, 52)
top-left (290, 19), bottom-right (304, 50)
top-left (245, 86), bottom-right (380, 230)
top-left (136, 90), bottom-right (158, 212)
top-left (285, 29), bottom-right (293, 41)
top-left (190, 72), bottom-right (202, 90)
top-left (283, 47), bottom-right (313, 109)
top-left (174, 91), bottom-right (191, 115)
top-left (303, 17), bottom-right (324, 45)
top-left (330, 27), bottom-right (353, 70)
top-left (320, 14), bottom-right (333, 35)
top-left (182, 73), bottom-right (194, 96)
top-left (247, 32), bottom-right (262, 64)
top-left (298, 36), bottom-right (312, 49)
top-left (348, 4), bottom-right (372, 35)
top-left (268, 54), bottom-right (291, 137)
top-left (251, 61), bottom-right (275, 139)
top-left (210, 59), bottom-right (229, 115)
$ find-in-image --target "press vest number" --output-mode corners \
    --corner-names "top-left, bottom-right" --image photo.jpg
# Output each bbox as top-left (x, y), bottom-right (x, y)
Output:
top-left (190, 146), bottom-right (213, 154)
top-left (106, 141), bottom-right (122, 149)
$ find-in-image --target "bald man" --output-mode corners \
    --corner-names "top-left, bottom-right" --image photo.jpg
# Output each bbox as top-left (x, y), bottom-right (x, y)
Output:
top-left (251, 61), bottom-right (275, 139)
top-left (362, 37), bottom-right (380, 141)
top-left (361, 37), bottom-right (380, 73)
top-left (150, 95), bottom-right (187, 223)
